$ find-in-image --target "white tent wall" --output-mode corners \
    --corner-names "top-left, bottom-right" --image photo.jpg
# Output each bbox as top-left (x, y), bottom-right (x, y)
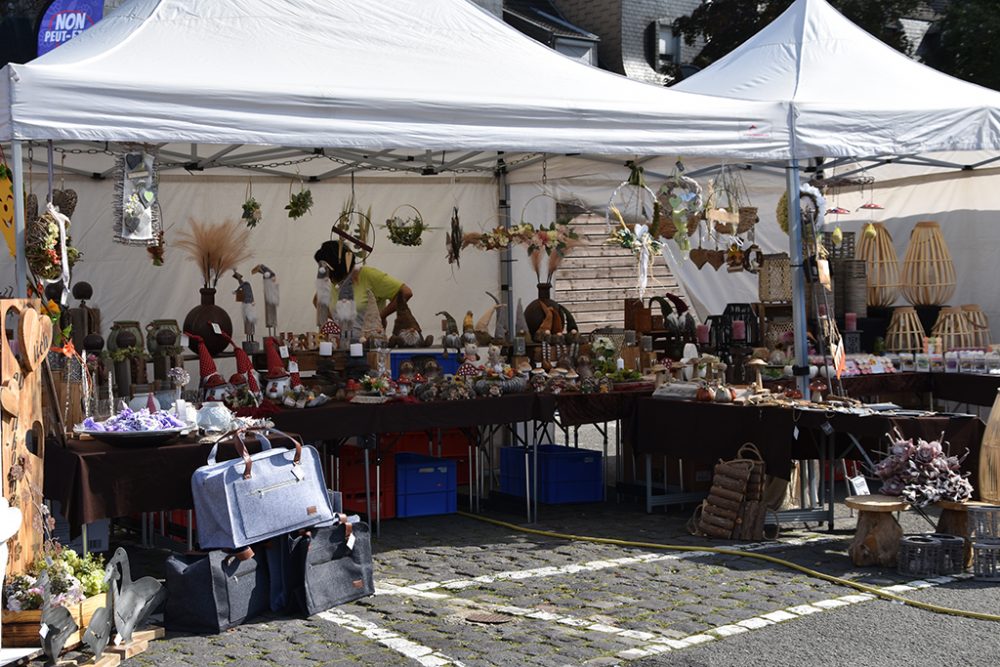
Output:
top-left (1, 173), bottom-right (501, 374)
top-left (509, 155), bottom-right (1000, 342)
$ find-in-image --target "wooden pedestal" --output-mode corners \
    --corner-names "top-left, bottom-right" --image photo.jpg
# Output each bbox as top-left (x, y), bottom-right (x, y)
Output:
top-left (845, 494), bottom-right (909, 567)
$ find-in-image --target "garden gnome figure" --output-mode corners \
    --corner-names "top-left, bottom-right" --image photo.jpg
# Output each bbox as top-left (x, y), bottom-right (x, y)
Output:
top-left (0, 496), bottom-right (23, 647)
top-left (263, 337), bottom-right (290, 400)
top-left (188, 333), bottom-right (231, 402)
top-left (251, 264), bottom-right (279, 336)
top-left (232, 270), bottom-right (257, 345)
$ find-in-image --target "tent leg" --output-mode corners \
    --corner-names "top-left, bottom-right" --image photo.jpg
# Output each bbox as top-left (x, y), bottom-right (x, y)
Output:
top-left (785, 159), bottom-right (809, 398)
top-left (497, 153), bottom-right (514, 338)
top-left (12, 140), bottom-right (28, 297)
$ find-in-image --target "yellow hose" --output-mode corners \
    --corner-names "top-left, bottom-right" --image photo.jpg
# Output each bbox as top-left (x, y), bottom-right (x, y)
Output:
top-left (458, 511), bottom-right (1000, 623)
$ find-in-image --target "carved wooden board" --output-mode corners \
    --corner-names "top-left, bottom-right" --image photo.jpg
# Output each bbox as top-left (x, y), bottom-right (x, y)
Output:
top-left (1, 299), bottom-right (50, 576)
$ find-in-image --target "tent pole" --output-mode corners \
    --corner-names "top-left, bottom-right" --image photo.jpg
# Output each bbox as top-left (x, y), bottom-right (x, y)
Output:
top-left (497, 154), bottom-right (514, 338)
top-left (785, 158), bottom-right (809, 398)
top-left (12, 140), bottom-right (28, 297)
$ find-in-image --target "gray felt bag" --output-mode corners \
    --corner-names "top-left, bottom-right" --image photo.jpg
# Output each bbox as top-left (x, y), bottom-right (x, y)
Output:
top-left (288, 518), bottom-right (375, 615)
top-left (192, 428), bottom-right (334, 550)
top-left (164, 549), bottom-right (269, 634)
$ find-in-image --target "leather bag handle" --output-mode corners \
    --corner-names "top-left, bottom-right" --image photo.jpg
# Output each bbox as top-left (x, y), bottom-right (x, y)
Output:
top-left (234, 427), bottom-right (304, 480)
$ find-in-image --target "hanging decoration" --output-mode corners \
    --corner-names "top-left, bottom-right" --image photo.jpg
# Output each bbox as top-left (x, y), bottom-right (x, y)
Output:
top-left (285, 178), bottom-right (313, 220)
top-left (446, 206), bottom-right (463, 267)
top-left (0, 148), bottom-right (16, 257)
top-left (27, 202), bottom-right (81, 283)
top-left (241, 178), bottom-right (262, 228)
top-left (656, 167), bottom-right (702, 246)
top-left (704, 164), bottom-right (756, 237)
top-left (606, 164), bottom-right (662, 296)
top-left (113, 149), bottom-right (162, 245)
top-left (146, 230), bottom-right (165, 266)
top-left (384, 204), bottom-right (430, 246)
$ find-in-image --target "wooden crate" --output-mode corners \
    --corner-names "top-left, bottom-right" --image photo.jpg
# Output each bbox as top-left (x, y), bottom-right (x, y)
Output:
top-left (1, 594), bottom-right (103, 649)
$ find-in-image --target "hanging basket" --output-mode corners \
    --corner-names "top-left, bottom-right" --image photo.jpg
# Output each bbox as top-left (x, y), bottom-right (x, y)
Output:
top-left (384, 204), bottom-right (430, 246)
top-left (657, 173), bottom-right (703, 239)
top-left (332, 208), bottom-right (375, 262)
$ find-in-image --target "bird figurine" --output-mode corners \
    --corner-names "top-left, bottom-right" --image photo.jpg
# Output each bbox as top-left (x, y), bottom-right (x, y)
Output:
top-left (437, 311), bottom-right (461, 357)
top-left (106, 547), bottom-right (166, 645)
top-left (83, 569), bottom-right (116, 659)
top-left (232, 269), bottom-right (257, 345)
top-left (38, 571), bottom-right (78, 660)
top-left (315, 261), bottom-right (332, 327)
top-left (251, 264), bottom-right (279, 336)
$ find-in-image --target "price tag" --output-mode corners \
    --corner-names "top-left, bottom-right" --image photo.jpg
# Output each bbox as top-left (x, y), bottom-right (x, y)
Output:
top-left (279, 345), bottom-right (289, 359)
top-left (288, 361), bottom-right (299, 373)
top-left (292, 465), bottom-right (305, 481)
top-left (849, 475), bottom-right (870, 496)
top-left (39, 625), bottom-right (49, 639)
top-left (211, 323), bottom-right (222, 335)
top-left (820, 421), bottom-right (834, 436)
top-left (347, 533), bottom-right (356, 550)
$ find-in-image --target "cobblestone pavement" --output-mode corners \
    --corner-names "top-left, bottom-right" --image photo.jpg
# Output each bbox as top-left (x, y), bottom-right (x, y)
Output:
top-left (34, 490), bottom-right (984, 667)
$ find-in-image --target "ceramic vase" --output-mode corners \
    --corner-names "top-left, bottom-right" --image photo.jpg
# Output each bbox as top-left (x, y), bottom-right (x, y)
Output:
top-left (182, 288), bottom-right (233, 355)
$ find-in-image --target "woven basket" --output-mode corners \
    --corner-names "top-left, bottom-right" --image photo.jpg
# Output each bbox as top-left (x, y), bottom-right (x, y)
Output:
top-left (832, 259), bottom-right (867, 319)
top-left (898, 535), bottom-right (942, 577)
top-left (822, 230), bottom-right (856, 260)
top-left (759, 253), bottom-right (791, 304)
top-left (901, 221), bottom-right (956, 306)
top-left (737, 206), bottom-right (758, 235)
top-left (972, 539), bottom-right (1000, 581)
top-left (886, 306), bottom-right (924, 353)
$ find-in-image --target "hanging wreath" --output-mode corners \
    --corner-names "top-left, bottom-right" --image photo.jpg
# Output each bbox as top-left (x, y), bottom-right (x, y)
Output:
top-left (657, 172), bottom-right (703, 240)
top-left (27, 202), bottom-right (81, 281)
top-left (776, 184), bottom-right (826, 239)
top-left (607, 166), bottom-right (663, 297)
top-left (384, 204), bottom-right (431, 246)
top-left (332, 194), bottom-right (374, 262)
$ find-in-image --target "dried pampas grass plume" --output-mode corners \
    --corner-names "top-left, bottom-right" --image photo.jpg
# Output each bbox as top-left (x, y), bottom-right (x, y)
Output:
top-left (174, 217), bottom-right (253, 288)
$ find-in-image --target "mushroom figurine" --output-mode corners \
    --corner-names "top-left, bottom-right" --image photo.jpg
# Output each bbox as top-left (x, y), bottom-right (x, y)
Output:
top-left (747, 357), bottom-right (768, 393)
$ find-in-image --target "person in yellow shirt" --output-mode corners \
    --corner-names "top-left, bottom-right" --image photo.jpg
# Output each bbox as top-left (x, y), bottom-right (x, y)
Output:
top-left (314, 240), bottom-right (412, 326)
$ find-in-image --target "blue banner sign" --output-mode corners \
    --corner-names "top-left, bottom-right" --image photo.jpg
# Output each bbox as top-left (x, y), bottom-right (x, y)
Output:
top-left (37, 0), bottom-right (104, 56)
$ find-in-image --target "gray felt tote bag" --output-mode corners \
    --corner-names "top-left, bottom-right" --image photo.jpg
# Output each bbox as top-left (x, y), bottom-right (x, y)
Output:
top-left (192, 428), bottom-right (334, 550)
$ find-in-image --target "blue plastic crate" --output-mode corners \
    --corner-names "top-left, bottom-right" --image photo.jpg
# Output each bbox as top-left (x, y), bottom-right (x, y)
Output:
top-left (395, 453), bottom-right (457, 517)
top-left (390, 351), bottom-right (461, 379)
top-left (500, 445), bottom-right (603, 504)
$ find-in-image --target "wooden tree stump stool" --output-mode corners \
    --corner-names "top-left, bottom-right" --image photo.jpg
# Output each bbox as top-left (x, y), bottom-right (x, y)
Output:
top-left (936, 500), bottom-right (993, 568)
top-left (845, 495), bottom-right (910, 567)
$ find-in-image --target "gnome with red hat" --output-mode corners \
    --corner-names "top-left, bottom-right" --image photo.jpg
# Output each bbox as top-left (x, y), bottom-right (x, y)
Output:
top-left (220, 330), bottom-right (262, 401)
top-left (187, 332), bottom-right (232, 402)
top-left (263, 336), bottom-right (290, 401)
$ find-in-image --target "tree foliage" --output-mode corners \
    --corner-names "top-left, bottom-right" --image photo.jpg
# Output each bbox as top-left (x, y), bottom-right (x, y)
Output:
top-left (922, 0), bottom-right (1000, 91)
top-left (673, 0), bottom-right (921, 71)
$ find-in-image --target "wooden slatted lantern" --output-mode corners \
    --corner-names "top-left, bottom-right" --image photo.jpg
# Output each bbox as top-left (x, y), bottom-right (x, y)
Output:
top-left (961, 304), bottom-right (991, 349)
top-left (981, 390), bottom-right (1000, 504)
top-left (931, 307), bottom-right (975, 352)
top-left (885, 306), bottom-right (924, 353)
top-left (857, 222), bottom-right (899, 308)
top-left (900, 221), bottom-right (956, 306)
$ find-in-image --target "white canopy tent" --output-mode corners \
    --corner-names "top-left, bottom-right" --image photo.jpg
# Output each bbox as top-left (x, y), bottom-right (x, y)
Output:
top-left (672, 0), bottom-right (1000, 390)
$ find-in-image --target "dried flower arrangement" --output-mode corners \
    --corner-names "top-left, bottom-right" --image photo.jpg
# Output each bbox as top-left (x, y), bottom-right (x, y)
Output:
top-left (285, 189), bottom-right (313, 220)
top-left (385, 205), bottom-right (430, 246)
top-left (173, 218), bottom-right (253, 288)
top-left (242, 197), bottom-right (262, 228)
top-left (874, 430), bottom-right (973, 507)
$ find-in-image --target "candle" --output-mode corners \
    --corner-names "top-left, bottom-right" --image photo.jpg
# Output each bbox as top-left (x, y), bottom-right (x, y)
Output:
top-left (731, 319), bottom-right (746, 342)
top-left (616, 356), bottom-right (625, 371)
top-left (350, 342), bottom-right (364, 357)
top-left (696, 324), bottom-right (710, 345)
top-left (319, 341), bottom-right (334, 356)
top-left (845, 312), bottom-right (857, 332)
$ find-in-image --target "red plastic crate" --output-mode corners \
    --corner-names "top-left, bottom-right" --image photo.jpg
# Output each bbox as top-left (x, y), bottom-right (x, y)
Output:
top-left (342, 485), bottom-right (395, 521)
top-left (334, 444), bottom-right (395, 494)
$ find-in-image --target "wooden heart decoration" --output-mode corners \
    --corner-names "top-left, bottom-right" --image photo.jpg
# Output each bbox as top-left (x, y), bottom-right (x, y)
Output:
top-left (689, 248), bottom-right (709, 269)
top-left (52, 188), bottom-right (78, 218)
top-left (706, 250), bottom-right (726, 271)
top-left (0, 381), bottom-right (19, 417)
top-left (18, 309), bottom-right (53, 374)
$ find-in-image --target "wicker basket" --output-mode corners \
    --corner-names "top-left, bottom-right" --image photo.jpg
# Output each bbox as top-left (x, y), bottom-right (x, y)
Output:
top-left (759, 253), bottom-right (791, 304)
top-left (961, 304), bottom-right (991, 349)
top-left (898, 535), bottom-right (942, 577)
top-left (832, 259), bottom-right (868, 319)
top-left (823, 230), bottom-right (856, 260)
top-left (737, 206), bottom-right (758, 235)
top-left (931, 307), bottom-right (974, 352)
top-left (901, 221), bottom-right (956, 306)
top-left (927, 533), bottom-right (967, 575)
top-left (969, 505), bottom-right (1000, 539)
top-left (886, 306), bottom-right (925, 353)
top-left (857, 222), bottom-right (899, 308)
top-left (972, 539), bottom-right (1000, 581)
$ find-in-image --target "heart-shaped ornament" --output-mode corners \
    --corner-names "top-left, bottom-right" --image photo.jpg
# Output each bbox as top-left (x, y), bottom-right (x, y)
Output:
top-left (125, 152), bottom-right (144, 171)
top-left (142, 188), bottom-right (155, 205)
top-left (51, 189), bottom-right (78, 218)
top-left (706, 250), bottom-right (726, 271)
top-left (19, 309), bottom-right (53, 374)
top-left (0, 381), bottom-right (19, 417)
top-left (689, 248), bottom-right (709, 269)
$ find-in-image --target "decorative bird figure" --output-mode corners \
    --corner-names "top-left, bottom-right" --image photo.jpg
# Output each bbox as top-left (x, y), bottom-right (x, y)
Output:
top-left (315, 262), bottom-right (332, 327)
top-left (251, 264), bottom-right (279, 336)
top-left (232, 270), bottom-right (257, 344)
top-left (38, 571), bottom-right (78, 660)
top-left (83, 569), bottom-right (116, 659)
top-left (437, 311), bottom-right (461, 357)
top-left (106, 547), bottom-right (166, 645)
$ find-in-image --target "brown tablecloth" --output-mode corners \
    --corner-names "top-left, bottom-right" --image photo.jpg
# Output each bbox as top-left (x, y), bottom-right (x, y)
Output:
top-left (633, 398), bottom-right (984, 488)
top-left (537, 388), bottom-right (651, 427)
top-left (930, 373), bottom-right (1000, 407)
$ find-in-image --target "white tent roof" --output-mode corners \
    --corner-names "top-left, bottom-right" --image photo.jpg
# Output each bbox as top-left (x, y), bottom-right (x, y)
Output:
top-left (674, 0), bottom-right (1000, 158)
top-left (0, 0), bottom-right (789, 159)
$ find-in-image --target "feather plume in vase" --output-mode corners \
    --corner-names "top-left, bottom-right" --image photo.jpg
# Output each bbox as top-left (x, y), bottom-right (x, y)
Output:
top-left (173, 218), bottom-right (252, 288)
top-left (530, 248), bottom-right (543, 282)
